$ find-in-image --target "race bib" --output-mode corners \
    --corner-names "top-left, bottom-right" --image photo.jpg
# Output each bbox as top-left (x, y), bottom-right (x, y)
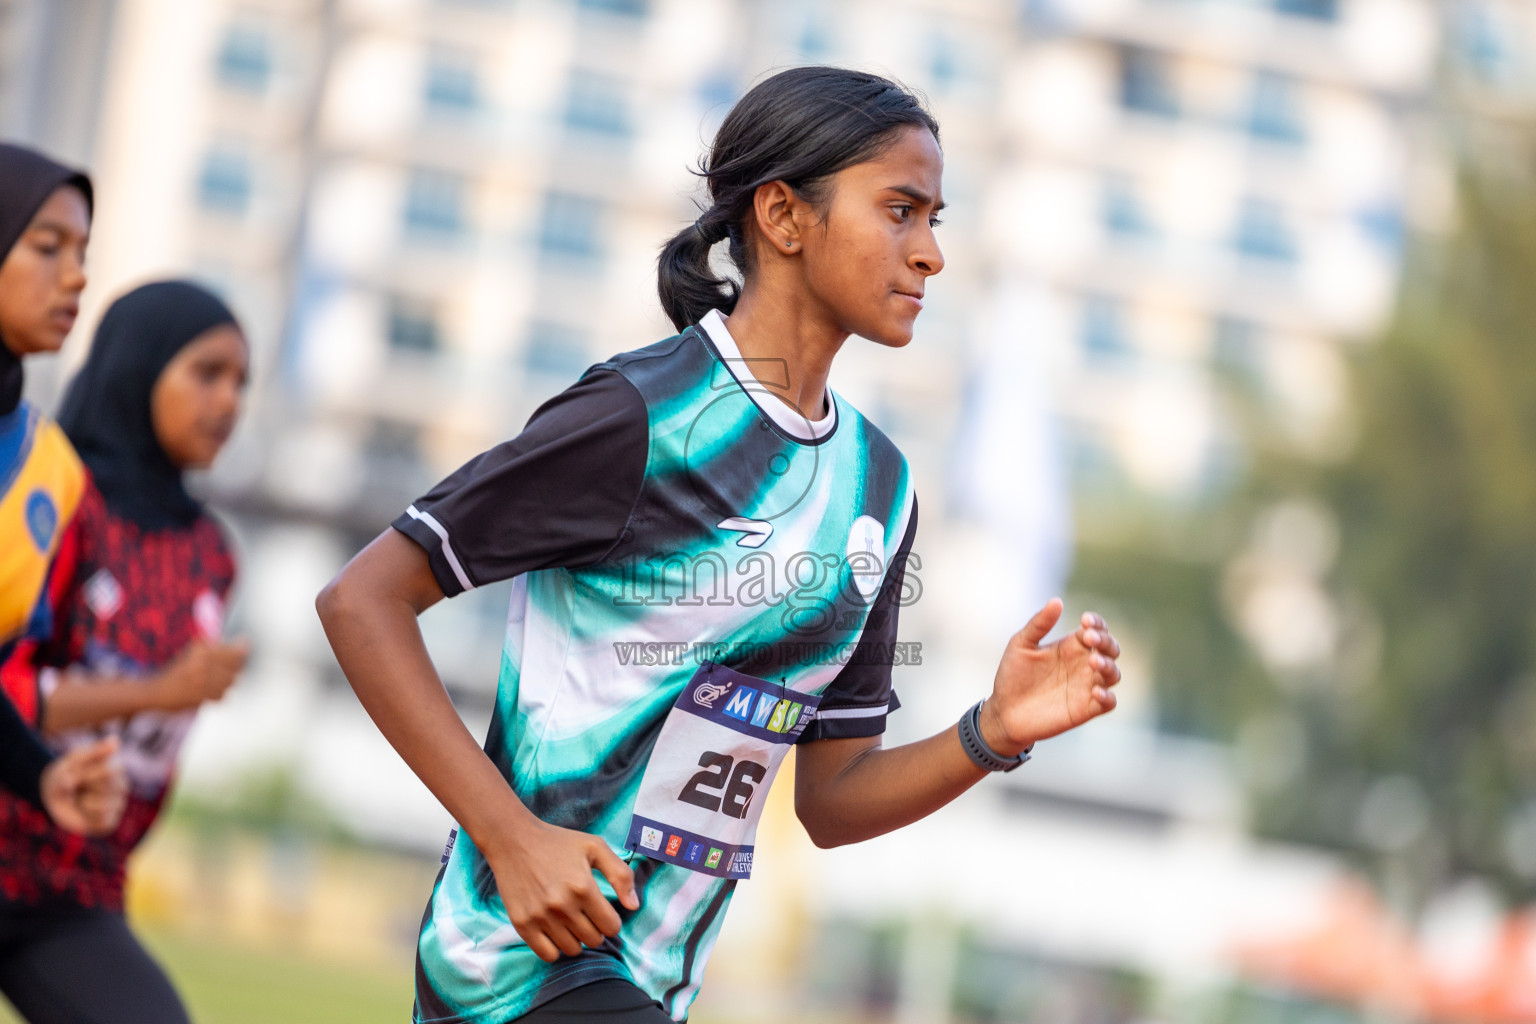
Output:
top-left (624, 662), bottom-right (819, 879)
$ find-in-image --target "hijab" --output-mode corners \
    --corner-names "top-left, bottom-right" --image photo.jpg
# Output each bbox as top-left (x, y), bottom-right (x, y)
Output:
top-left (57, 281), bottom-right (239, 531)
top-left (0, 143), bottom-right (93, 415)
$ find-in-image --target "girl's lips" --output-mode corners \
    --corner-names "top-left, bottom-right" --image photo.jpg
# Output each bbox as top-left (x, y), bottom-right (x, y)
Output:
top-left (894, 291), bottom-right (924, 310)
top-left (50, 309), bottom-right (77, 332)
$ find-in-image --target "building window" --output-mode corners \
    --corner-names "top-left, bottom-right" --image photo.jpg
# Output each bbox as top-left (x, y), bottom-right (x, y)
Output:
top-left (929, 34), bottom-right (961, 89)
top-left (404, 169), bottom-right (465, 237)
top-left (1119, 47), bottom-right (1178, 118)
top-left (798, 18), bottom-right (831, 57)
top-left (577, 0), bottom-right (647, 15)
top-left (387, 296), bottom-right (440, 353)
top-left (1248, 71), bottom-right (1306, 144)
top-left (425, 50), bottom-right (480, 113)
top-left (523, 321), bottom-right (590, 378)
top-left (1274, 0), bottom-right (1338, 21)
top-left (364, 420), bottom-right (425, 479)
top-left (1356, 204), bottom-right (1404, 252)
top-left (215, 24), bottom-right (272, 93)
top-left (564, 71), bottom-right (630, 136)
top-left (1082, 294), bottom-right (1129, 357)
top-left (197, 149), bottom-right (253, 215)
top-left (696, 72), bottom-right (737, 112)
top-left (1103, 174), bottom-right (1155, 239)
top-left (538, 193), bottom-right (603, 259)
top-left (1457, 5), bottom-right (1514, 83)
top-left (1234, 198), bottom-right (1297, 263)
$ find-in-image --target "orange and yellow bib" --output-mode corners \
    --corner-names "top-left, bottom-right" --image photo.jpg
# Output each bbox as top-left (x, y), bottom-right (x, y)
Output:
top-left (0, 401), bottom-right (84, 645)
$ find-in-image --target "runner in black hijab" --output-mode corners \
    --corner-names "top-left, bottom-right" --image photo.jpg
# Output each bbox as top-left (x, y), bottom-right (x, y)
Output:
top-left (58, 281), bottom-right (238, 530)
top-left (0, 143), bottom-right (93, 415)
top-left (0, 141), bottom-right (124, 840)
top-left (0, 280), bottom-right (248, 1024)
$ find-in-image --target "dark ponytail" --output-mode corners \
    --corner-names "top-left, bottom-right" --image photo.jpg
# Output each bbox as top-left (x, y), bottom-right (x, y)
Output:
top-left (657, 66), bottom-right (940, 332)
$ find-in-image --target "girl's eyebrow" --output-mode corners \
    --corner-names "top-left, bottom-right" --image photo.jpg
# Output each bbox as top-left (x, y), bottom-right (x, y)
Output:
top-left (27, 220), bottom-right (78, 237)
top-left (885, 184), bottom-right (945, 213)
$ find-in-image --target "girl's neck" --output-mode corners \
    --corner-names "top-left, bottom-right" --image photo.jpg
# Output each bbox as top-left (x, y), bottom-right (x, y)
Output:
top-left (722, 285), bottom-right (846, 421)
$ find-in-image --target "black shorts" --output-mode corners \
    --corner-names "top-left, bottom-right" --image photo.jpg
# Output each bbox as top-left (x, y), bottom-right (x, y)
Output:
top-left (512, 979), bottom-right (674, 1022)
top-left (0, 903), bottom-right (189, 1024)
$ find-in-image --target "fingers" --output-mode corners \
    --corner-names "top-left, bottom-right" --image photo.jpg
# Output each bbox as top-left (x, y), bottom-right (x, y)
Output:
top-left (1075, 613), bottom-right (1121, 660)
top-left (1088, 651), bottom-right (1121, 687)
top-left (65, 736), bottom-right (120, 770)
top-left (589, 841), bottom-right (639, 911)
top-left (520, 925), bottom-right (565, 964)
top-left (214, 639), bottom-right (250, 668)
top-left (545, 920), bottom-right (586, 959)
top-left (513, 886), bottom-right (622, 964)
top-left (1017, 598), bottom-right (1064, 649)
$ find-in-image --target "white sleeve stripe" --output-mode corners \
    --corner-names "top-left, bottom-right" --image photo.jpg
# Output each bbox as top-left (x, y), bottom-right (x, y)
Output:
top-left (813, 704), bottom-right (889, 720)
top-left (405, 505), bottom-right (475, 593)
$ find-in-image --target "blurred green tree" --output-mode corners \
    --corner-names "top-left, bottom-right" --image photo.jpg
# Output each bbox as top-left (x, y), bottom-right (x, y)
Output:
top-left (1072, 153), bottom-right (1536, 906)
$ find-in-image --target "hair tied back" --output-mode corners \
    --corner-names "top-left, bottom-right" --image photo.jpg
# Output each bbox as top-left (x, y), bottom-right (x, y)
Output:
top-left (656, 66), bottom-right (938, 332)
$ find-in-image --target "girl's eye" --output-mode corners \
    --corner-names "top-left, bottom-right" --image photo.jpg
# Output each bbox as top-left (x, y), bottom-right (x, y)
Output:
top-left (893, 205), bottom-right (913, 221)
top-left (929, 216), bottom-right (943, 228)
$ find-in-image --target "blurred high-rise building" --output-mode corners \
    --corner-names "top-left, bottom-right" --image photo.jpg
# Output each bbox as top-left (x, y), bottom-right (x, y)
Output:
top-left (1, 0), bottom-right (1461, 1016)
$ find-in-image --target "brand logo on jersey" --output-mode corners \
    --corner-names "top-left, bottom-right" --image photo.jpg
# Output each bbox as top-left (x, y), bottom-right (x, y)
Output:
top-left (640, 826), bottom-right (664, 851)
top-left (728, 851), bottom-right (753, 875)
top-left (665, 835), bottom-right (683, 857)
top-left (693, 680), bottom-right (732, 709)
top-left (685, 842), bottom-right (704, 864)
top-left (84, 569), bottom-right (125, 620)
top-left (24, 489), bottom-right (56, 552)
top-left (846, 515), bottom-right (886, 600)
top-left (441, 828), bottom-right (458, 865)
top-left (717, 516), bottom-right (773, 549)
top-left (723, 687), bottom-right (757, 722)
top-left (705, 847), bottom-right (723, 869)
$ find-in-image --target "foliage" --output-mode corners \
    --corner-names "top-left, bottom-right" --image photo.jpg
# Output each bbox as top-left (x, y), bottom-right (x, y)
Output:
top-left (1072, 153), bottom-right (1536, 905)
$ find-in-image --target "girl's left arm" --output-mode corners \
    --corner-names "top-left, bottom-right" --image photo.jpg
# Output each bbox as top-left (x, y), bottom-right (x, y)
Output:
top-left (793, 599), bottom-right (1120, 848)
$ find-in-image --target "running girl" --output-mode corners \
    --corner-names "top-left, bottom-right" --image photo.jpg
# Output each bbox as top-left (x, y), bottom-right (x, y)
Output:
top-left (0, 142), bottom-right (126, 840)
top-left (0, 280), bottom-right (249, 1024)
top-left (319, 66), bottom-right (1122, 1023)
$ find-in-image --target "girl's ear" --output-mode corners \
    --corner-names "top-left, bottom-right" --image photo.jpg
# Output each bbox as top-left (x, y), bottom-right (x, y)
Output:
top-left (751, 180), bottom-right (810, 258)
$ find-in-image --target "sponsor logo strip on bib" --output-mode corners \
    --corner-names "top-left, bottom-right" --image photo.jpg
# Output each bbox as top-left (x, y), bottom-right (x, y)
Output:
top-left (680, 662), bottom-right (821, 744)
top-left (626, 814), bottom-right (755, 879)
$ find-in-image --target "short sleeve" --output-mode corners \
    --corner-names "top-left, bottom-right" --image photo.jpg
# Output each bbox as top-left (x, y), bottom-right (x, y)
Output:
top-left (392, 369), bottom-right (649, 596)
top-left (798, 496), bottom-right (919, 743)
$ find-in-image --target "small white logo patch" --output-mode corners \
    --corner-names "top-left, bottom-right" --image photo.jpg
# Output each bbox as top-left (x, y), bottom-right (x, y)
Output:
top-left (640, 826), bottom-right (664, 851)
top-left (84, 569), bottom-right (124, 620)
top-left (846, 515), bottom-right (886, 601)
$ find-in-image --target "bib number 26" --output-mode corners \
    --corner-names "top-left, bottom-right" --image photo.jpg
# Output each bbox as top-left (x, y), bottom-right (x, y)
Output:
top-left (678, 751), bottom-right (766, 819)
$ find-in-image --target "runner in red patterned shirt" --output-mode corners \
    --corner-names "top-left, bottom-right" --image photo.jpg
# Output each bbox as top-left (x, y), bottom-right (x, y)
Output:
top-left (0, 280), bottom-right (249, 1024)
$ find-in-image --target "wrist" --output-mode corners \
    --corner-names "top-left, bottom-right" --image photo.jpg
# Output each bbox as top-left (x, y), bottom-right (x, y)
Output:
top-left (469, 800), bottom-right (546, 864)
top-left (978, 697), bottom-right (1031, 758)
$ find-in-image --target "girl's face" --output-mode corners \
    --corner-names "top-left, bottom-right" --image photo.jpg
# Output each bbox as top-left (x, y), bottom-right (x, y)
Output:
top-left (0, 185), bottom-right (90, 356)
top-left (151, 323), bottom-right (249, 470)
top-left (796, 126), bottom-right (946, 348)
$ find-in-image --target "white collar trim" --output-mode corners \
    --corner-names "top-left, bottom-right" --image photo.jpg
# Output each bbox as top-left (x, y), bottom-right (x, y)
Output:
top-left (699, 309), bottom-right (836, 442)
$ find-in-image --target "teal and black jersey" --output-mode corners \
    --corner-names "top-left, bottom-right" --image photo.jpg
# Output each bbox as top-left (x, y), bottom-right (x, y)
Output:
top-left (393, 312), bottom-right (918, 1023)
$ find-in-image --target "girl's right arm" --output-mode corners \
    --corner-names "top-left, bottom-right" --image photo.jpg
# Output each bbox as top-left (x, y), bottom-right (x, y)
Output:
top-left (40, 639), bottom-right (249, 734)
top-left (316, 528), bottom-right (638, 963)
